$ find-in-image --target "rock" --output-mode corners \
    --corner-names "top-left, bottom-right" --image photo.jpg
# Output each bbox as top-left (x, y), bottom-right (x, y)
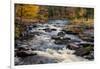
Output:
top-left (67, 43), bottom-right (79, 50)
top-left (54, 38), bottom-right (69, 45)
top-left (79, 34), bottom-right (94, 42)
top-left (31, 48), bottom-right (37, 51)
top-left (15, 40), bottom-right (22, 47)
top-left (72, 42), bottom-right (94, 57)
top-left (30, 31), bottom-right (40, 36)
top-left (15, 57), bottom-right (21, 65)
top-left (54, 40), bottom-right (64, 45)
top-left (63, 37), bottom-right (71, 41)
top-left (84, 51), bottom-right (94, 60)
top-left (82, 37), bottom-right (94, 42)
top-left (52, 35), bottom-right (71, 45)
top-left (43, 28), bottom-right (52, 32)
top-left (62, 29), bottom-right (78, 35)
top-left (17, 46), bottom-right (30, 51)
top-left (74, 46), bottom-right (93, 57)
top-left (16, 51), bottom-right (37, 57)
top-left (51, 28), bottom-right (57, 31)
top-left (51, 35), bottom-right (61, 40)
top-left (26, 25), bottom-right (33, 31)
top-left (79, 42), bottom-right (94, 48)
top-left (57, 31), bottom-right (66, 37)
top-left (70, 39), bottom-right (81, 43)
top-left (32, 24), bottom-right (37, 28)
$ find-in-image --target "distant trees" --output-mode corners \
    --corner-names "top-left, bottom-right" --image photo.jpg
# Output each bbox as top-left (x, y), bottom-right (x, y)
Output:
top-left (15, 4), bottom-right (94, 23)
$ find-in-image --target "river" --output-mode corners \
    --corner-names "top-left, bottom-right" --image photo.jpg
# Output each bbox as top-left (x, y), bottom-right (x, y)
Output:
top-left (15, 19), bottom-right (90, 65)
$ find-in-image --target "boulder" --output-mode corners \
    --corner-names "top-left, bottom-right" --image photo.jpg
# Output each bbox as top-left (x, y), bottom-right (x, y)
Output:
top-left (62, 29), bottom-right (78, 35)
top-left (57, 31), bottom-right (66, 37)
top-left (74, 46), bottom-right (93, 57)
top-left (67, 43), bottom-right (79, 50)
top-left (84, 51), bottom-right (94, 60)
top-left (79, 34), bottom-right (94, 42)
top-left (51, 36), bottom-right (61, 40)
top-left (30, 31), bottom-right (40, 35)
top-left (16, 51), bottom-right (37, 57)
top-left (79, 42), bottom-right (94, 48)
top-left (15, 40), bottom-right (22, 48)
top-left (82, 37), bottom-right (94, 42)
top-left (32, 24), bottom-right (37, 28)
top-left (43, 28), bottom-right (52, 32)
top-left (51, 28), bottom-right (57, 31)
top-left (54, 38), bottom-right (69, 45)
top-left (52, 35), bottom-right (71, 45)
top-left (17, 46), bottom-right (30, 51)
top-left (63, 37), bottom-right (71, 41)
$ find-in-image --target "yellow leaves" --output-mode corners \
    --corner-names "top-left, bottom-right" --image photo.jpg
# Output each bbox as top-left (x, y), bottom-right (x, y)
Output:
top-left (15, 4), bottom-right (40, 19)
top-left (23, 5), bottom-right (39, 18)
top-left (78, 8), bottom-right (86, 17)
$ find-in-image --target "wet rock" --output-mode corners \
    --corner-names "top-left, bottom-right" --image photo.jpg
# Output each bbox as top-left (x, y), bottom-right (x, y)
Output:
top-left (67, 43), bottom-right (80, 50)
top-left (15, 40), bottom-right (22, 47)
top-left (52, 35), bottom-right (71, 41)
top-left (51, 36), bottom-right (61, 40)
top-left (82, 37), bottom-right (94, 42)
top-left (70, 39), bottom-right (81, 43)
top-left (79, 42), bottom-right (94, 48)
top-left (74, 46), bottom-right (93, 57)
top-left (30, 31), bottom-right (40, 36)
top-left (43, 28), bottom-right (52, 32)
top-left (16, 51), bottom-right (37, 57)
top-left (67, 42), bottom-right (94, 57)
top-left (84, 51), bottom-right (94, 60)
top-left (15, 57), bottom-right (22, 65)
top-left (52, 35), bottom-right (71, 45)
top-left (17, 46), bottom-right (30, 51)
top-left (54, 38), bottom-right (69, 45)
top-left (32, 24), bottom-right (37, 28)
top-left (79, 33), bottom-right (94, 42)
top-left (51, 28), bottom-right (57, 31)
top-left (57, 31), bottom-right (66, 37)
top-left (30, 48), bottom-right (37, 51)
top-left (62, 29), bottom-right (78, 35)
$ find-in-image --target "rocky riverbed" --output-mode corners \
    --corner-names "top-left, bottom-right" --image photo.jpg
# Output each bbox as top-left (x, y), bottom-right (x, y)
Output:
top-left (15, 20), bottom-right (94, 65)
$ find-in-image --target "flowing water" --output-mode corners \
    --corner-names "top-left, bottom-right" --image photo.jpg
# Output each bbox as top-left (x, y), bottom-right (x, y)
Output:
top-left (15, 19), bottom-right (89, 65)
